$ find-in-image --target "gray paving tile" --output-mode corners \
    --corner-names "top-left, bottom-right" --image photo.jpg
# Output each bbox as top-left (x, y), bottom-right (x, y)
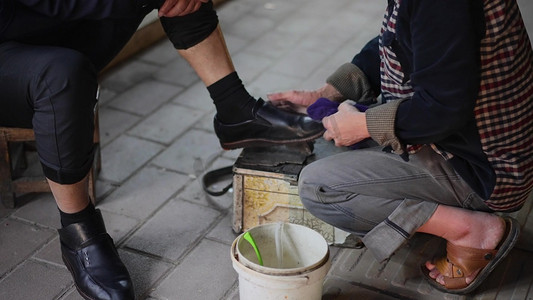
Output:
top-left (152, 57), bottom-right (199, 87)
top-left (0, 218), bottom-right (55, 276)
top-left (151, 129), bottom-right (223, 176)
top-left (275, 11), bottom-right (322, 36)
top-left (170, 81), bottom-right (213, 112)
top-left (60, 288), bottom-right (84, 300)
top-left (128, 103), bottom-right (204, 145)
top-left (232, 51), bottom-right (275, 83)
top-left (96, 85), bottom-right (118, 106)
top-left (100, 60), bottom-right (160, 93)
top-left (94, 178), bottom-right (116, 201)
top-left (0, 260), bottom-right (72, 300)
top-left (246, 0), bottom-right (301, 24)
top-left (220, 32), bottom-right (249, 56)
top-left (99, 166), bottom-right (190, 220)
top-left (243, 30), bottom-right (299, 59)
top-left (223, 14), bottom-right (275, 41)
top-left (151, 239), bottom-right (237, 300)
top-left (12, 193), bottom-right (59, 229)
top-left (33, 236), bottom-right (63, 266)
top-left (99, 210), bottom-right (140, 243)
top-left (178, 157), bottom-right (235, 211)
top-left (177, 177), bottom-right (231, 211)
top-left (222, 148), bottom-right (242, 161)
top-left (194, 106), bottom-right (217, 132)
top-left (297, 0), bottom-right (350, 18)
top-left (207, 213), bottom-right (239, 245)
top-left (99, 106), bottom-right (141, 146)
top-left (137, 39), bottom-right (178, 66)
top-left (107, 80), bottom-right (183, 116)
top-left (323, 276), bottom-right (402, 300)
top-left (217, 0), bottom-right (254, 25)
top-left (223, 285), bottom-right (239, 300)
top-left (247, 71), bottom-right (303, 97)
top-left (125, 199), bottom-right (220, 261)
top-left (0, 203), bottom-right (13, 219)
top-left (119, 249), bottom-right (174, 299)
top-left (270, 48), bottom-right (329, 79)
top-left (99, 135), bottom-right (165, 183)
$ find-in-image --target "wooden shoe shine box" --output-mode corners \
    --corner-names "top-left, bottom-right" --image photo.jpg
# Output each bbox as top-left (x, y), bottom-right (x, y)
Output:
top-left (232, 139), bottom-right (351, 244)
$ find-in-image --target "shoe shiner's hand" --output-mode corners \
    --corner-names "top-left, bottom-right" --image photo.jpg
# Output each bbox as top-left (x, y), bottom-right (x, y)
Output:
top-left (323, 100), bottom-right (370, 147)
top-left (159, 0), bottom-right (207, 17)
top-left (267, 84), bottom-right (343, 115)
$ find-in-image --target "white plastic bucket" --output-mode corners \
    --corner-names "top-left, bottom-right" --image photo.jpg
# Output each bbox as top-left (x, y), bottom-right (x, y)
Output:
top-left (231, 223), bottom-right (331, 300)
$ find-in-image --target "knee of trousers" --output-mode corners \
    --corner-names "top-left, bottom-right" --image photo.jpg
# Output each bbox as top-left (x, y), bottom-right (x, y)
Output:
top-left (297, 163), bottom-right (334, 215)
top-left (159, 1), bottom-right (219, 49)
top-left (31, 48), bottom-right (98, 184)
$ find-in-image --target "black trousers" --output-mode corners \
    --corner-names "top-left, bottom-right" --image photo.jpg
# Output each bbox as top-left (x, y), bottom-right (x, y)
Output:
top-left (0, 1), bottom-right (218, 184)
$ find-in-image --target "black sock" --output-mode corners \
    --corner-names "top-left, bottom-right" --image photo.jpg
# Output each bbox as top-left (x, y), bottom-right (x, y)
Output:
top-left (207, 72), bottom-right (257, 124)
top-left (59, 201), bottom-right (97, 227)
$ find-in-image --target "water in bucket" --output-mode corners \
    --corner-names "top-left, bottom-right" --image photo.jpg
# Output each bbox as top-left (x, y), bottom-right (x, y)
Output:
top-left (231, 223), bottom-right (330, 300)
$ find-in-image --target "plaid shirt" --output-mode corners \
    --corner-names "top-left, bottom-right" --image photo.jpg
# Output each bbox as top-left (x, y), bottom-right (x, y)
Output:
top-left (380, 0), bottom-right (533, 211)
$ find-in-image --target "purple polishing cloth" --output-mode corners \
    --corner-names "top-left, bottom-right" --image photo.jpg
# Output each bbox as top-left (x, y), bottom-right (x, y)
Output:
top-left (307, 98), bottom-right (368, 120)
top-left (306, 98), bottom-right (369, 149)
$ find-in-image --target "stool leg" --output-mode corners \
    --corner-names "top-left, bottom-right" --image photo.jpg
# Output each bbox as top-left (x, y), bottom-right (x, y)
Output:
top-left (0, 132), bottom-right (16, 208)
top-left (1, 192), bottom-right (16, 209)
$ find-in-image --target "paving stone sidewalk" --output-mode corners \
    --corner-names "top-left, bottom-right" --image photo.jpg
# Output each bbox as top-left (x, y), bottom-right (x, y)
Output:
top-left (1, 0), bottom-right (532, 299)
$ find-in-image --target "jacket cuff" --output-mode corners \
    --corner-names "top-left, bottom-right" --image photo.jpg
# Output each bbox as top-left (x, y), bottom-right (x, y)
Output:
top-left (326, 63), bottom-right (376, 104)
top-left (366, 99), bottom-right (406, 154)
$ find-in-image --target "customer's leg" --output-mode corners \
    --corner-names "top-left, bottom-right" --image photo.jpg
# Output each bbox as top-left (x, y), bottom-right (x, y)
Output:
top-left (0, 42), bottom-right (134, 300)
top-left (160, 1), bottom-right (324, 149)
top-left (298, 146), bottom-right (478, 261)
top-left (0, 42), bottom-right (97, 188)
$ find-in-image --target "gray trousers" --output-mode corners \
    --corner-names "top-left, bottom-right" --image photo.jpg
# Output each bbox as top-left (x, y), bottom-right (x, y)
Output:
top-left (298, 145), bottom-right (491, 261)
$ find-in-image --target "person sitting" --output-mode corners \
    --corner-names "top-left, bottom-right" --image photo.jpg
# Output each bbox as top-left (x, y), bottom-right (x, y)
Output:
top-left (0, 0), bottom-right (323, 299)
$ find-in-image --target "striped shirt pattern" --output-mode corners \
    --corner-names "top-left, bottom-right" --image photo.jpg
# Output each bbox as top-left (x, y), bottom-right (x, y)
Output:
top-left (379, 0), bottom-right (533, 211)
top-left (379, 0), bottom-right (414, 103)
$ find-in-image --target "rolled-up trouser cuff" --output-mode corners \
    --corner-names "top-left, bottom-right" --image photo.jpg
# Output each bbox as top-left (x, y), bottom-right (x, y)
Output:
top-left (42, 146), bottom-right (96, 185)
top-left (159, 1), bottom-right (219, 49)
top-left (362, 199), bottom-right (438, 262)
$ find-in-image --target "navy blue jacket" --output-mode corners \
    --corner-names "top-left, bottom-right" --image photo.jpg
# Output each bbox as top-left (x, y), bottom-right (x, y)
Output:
top-left (353, 0), bottom-right (494, 200)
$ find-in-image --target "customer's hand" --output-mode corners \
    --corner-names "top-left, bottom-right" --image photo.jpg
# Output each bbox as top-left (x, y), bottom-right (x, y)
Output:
top-left (322, 100), bottom-right (370, 147)
top-left (267, 83), bottom-right (344, 115)
top-left (159, 0), bottom-right (208, 17)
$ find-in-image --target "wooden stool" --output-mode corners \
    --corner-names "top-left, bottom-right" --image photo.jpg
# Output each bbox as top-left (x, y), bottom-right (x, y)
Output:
top-left (0, 103), bottom-right (101, 208)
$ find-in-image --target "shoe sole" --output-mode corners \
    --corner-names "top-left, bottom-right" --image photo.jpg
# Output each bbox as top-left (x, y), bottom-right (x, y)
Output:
top-left (219, 130), bottom-right (325, 150)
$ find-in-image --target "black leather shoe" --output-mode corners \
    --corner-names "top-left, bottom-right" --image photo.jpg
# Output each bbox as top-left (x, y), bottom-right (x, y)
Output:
top-left (214, 98), bottom-right (325, 149)
top-left (58, 210), bottom-right (135, 300)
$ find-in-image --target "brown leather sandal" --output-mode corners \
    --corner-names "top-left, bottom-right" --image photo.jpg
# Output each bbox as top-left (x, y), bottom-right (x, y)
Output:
top-left (421, 217), bottom-right (520, 294)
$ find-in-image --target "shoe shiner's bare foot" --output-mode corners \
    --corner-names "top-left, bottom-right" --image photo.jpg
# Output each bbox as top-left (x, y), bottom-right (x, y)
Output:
top-left (424, 212), bottom-right (505, 286)
top-left (416, 206), bottom-right (519, 294)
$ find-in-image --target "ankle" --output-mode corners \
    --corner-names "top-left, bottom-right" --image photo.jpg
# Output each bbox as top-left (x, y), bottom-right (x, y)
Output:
top-left (447, 213), bottom-right (504, 250)
top-left (59, 201), bottom-right (97, 227)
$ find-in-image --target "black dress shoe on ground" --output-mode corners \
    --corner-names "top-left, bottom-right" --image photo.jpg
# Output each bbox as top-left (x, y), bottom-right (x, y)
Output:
top-left (214, 98), bottom-right (325, 149)
top-left (58, 210), bottom-right (134, 300)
